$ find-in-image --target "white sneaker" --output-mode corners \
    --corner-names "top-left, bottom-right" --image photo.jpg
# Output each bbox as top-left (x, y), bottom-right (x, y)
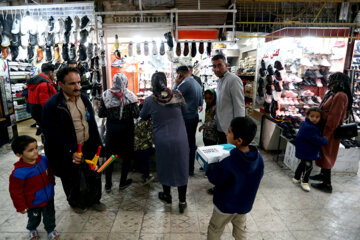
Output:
top-left (1, 35), bottom-right (10, 47)
top-left (11, 18), bottom-right (21, 34)
top-left (74, 16), bottom-right (80, 31)
top-left (89, 28), bottom-right (95, 44)
top-left (21, 34), bottom-right (29, 48)
top-left (292, 178), bottom-right (301, 184)
top-left (111, 58), bottom-right (123, 68)
top-left (301, 182), bottom-right (310, 192)
top-left (320, 58), bottom-right (331, 67)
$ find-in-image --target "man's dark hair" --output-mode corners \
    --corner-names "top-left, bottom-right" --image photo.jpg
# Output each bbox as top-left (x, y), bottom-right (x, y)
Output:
top-left (176, 66), bottom-right (190, 75)
top-left (230, 117), bottom-right (257, 146)
top-left (306, 107), bottom-right (322, 117)
top-left (67, 60), bottom-right (77, 66)
top-left (41, 63), bottom-right (55, 74)
top-left (211, 54), bottom-right (226, 62)
top-left (56, 67), bottom-right (80, 83)
top-left (11, 135), bottom-right (37, 155)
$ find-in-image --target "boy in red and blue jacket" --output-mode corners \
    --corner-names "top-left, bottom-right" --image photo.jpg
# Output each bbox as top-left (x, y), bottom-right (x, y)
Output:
top-left (9, 135), bottom-right (59, 240)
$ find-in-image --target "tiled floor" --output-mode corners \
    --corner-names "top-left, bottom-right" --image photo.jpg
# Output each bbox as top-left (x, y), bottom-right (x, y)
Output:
top-left (0, 119), bottom-right (359, 240)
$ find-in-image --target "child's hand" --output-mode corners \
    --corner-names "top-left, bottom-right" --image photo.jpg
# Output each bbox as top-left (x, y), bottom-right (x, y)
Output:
top-left (199, 126), bottom-right (203, 132)
top-left (20, 209), bottom-right (28, 214)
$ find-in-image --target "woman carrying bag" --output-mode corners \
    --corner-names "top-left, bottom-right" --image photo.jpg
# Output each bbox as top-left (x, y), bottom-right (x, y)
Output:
top-left (310, 72), bottom-right (353, 193)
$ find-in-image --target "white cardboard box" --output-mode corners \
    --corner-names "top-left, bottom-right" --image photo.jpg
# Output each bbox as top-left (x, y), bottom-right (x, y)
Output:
top-left (196, 144), bottom-right (235, 171)
top-left (284, 142), bottom-right (360, 173)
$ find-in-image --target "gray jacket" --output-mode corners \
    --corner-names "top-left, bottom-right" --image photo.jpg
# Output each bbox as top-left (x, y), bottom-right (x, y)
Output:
top-left (216, 71), bottom-right (245, 132)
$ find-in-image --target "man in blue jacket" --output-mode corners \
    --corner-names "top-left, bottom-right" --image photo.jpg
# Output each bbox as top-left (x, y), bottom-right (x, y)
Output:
top-left (206, 117), bottom-right (264, 240)
top-left (174, 66), bottom-right (203, 176)
top-left (42, 67), bottom-right (104, 213)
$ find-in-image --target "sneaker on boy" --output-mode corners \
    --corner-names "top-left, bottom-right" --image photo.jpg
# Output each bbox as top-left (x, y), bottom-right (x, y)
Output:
top-left (206, 117), bottom-right (264, 240)
top-left (9, 135), bottom-right (59, 239)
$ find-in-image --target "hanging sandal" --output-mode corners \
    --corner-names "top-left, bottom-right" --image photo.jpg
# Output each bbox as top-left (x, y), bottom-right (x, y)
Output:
top-left (48, 230), bottom-right (60, 240)
top-left (28, 230), bottom-right (39, 240)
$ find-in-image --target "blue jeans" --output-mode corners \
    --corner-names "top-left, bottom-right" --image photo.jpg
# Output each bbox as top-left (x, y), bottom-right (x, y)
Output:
top-left (184, 115), bottom-right (199, 173)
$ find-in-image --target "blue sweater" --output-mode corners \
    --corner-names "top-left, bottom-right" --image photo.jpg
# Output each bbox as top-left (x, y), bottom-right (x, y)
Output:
top-left (176, 76), bottom-right (203, 120)
top-left (207, 146), bottom-right (264, 214)
top-left (295, 118), bottom-right (328, 160)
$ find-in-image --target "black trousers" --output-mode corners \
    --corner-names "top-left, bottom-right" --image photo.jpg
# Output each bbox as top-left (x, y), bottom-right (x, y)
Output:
top-left (217, 131), bottom-right (227, 144)
top-left (163, 184), bottom-right (187, 202)
top-left (105, 120), bottom-right (134, 187)
top-left (294, 160), bottom-right (313, 183)
top-left (184, 116), bottom-right (199, 173)
top-left (321, 168), bottom-right (332, 185)
top-left (27, 200), bottom-right (55, 234)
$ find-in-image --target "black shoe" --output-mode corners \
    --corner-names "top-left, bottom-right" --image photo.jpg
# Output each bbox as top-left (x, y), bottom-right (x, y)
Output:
top-left (29, 33), bottom-right (38, 46)
top-left (179, 202), bottom-right (187, 214)
top-left (88, 43), bottom-right (93, 59)
top-left (10, 46), bottom-right (19, 61)
top-left (62, 44), bottom-right (69, 61)
top-left (45, 45), bottom-right (52, 61)
top-left (65, 16), bottom-right (73, 33)
top-left (79, 43), bottom-right (87, 61)
top-left (80, 16), bottom-right (90, 29)
top-left (158, 192), bottom-right (172, 203)
top-left (47, 32), bottom-right (55, 47)
top-left (311, 183), bottom-right (332, 193)
top-left (64, 31), bottom-right (70, 44)
top-left (48, 16), bottom-right (55, 32)
top-left (164, 32), bottom-right (174, 49)
top-left (27, 45), bottom-right (34, 60)
top-left (309, 174), bottom-right (324, 181)
top-left (207, 187), bottom-right (214, 195)
top-left (105, 183), bottom-right (112, 193)
top-left (69, 43), bottom-right (76, 60)
top-left (80, 29), bottom-right (88, 44)
top-left (119, 179), bottom-right (132, 190)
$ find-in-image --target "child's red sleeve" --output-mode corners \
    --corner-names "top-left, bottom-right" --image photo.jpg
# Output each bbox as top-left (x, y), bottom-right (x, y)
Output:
top-left (9, 174), bottom-right (28, 212)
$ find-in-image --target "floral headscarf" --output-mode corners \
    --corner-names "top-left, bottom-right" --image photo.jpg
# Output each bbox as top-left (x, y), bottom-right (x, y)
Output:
top-left (102, 73), bottom-right (138, 119)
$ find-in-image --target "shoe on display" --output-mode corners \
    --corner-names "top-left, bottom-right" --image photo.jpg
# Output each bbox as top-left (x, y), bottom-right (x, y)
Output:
top-left (11, 17), bottom-right (20, 34)
top-left (283, 82), bottom-right (290, 90)
top-left (311, 96), bottom-right (320, 104)
top-left (64, 16), bottom-right (73, 33)
top-left (73, 16), bottom-right (80, 31)
top-left (1, 35), bottom-right (10, 47)
top-left (80, 15), bottom-right (90, 29)
top-left (316, 78), bottom-right (323, 87)
top-left (136, 42), bottom-right (141, 55)
top-left (333, 41), bottom-right (345, 48)
top-left (267, 64), bottom-right (274, 75)
top-left (37, 32), bottom-right (45, 46)
top-left (319, 57), bottom-right (331, 67)
top-left (37, 17), bottom-right (47, 34)
top-left (114, 34), bottom-right (119, 50)
top-left (48, 16), bottom-right (55, 32)
top-left (261, 59), bottom-right (266, 69)
top-left (285, 91), bottom-right (298, 98)
top-left (307, 98), bottom-right (316, 105)
top-left (274, 70), bottom-right (282, 80)
top-left (87, 43), bottom-right (93, 59)
top-left (45, 45), bottom-right (52, 61)
top-left (88, 27), bottom-right (95, 44)
top-left (79, 29), bottom-right (88, 44)
top-left (94, 56), bottom-right (99, 69)
top-left (274, 80), bottom-right (282, 92)
top-left (111, 58), bottom-right (123, 68)
top-left (183, 42), bottom-right (189, 56)
top-left (37, 46), bottom-right (44, 63)
top-left (152, 40), bottom-right (158, 55)
top-left (164, 32), bottom-right (174, 49)
top-left (191, 41), bottom-right (197, 58)
top-left (29, 33), bottom-right (38, 46)
top-left (272, 90), bottom-right (280, 101)
top-left (69, 43), bottom-right (76, 60)
top-left (21, 15), bottom-right (30, 35)
top-left (62, 44), bottom-right (69, 61)
top-left (54, 44), bottom-right (60, 61)
top-left (259, 68), bottom-right (266, 77)
top-left (79, 43), bottom-right (87, 61)
top-left (47, 32), bottom-right (55, 47)
top-left (114, 49), bottom-right (121, 59)
top-left (206, 42), bottom-right (212, 56)
top-left (199, 42), bottom-right (204, 54)
top-left (300, 58), bottom-right (313, 67)
top-left (64, 31), bottom-right (71, 44)
top-left (288, 82), bottom-right (295, 90)
top-left (12, 33), bottom-right (21, 47)
top-left (10, 46), bottom-right (19, 61)
top-left (144, 41), bottom-right (149, 56)
top-left (94, 43), bottom-right (99, 57)
top-left (290, 65), bottom-right (297, 73)
top-left (160, 41), bottom-right (165, 56)
top-left (176, 42), bottom-right (181, 56)
top-left (274, 60), bottom-right (284, 70)
top-left (27, 45), bottom-right (34, 60)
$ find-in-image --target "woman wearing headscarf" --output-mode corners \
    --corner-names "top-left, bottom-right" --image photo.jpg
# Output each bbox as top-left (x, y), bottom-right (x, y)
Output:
top-left (199, 89), bottom-right (218, 146)
top-left (310, 72), bottom-right (353, 193)
top-left (140, 72), bottom-right (189, 213)
top-left (98, 73), bottom-right (139, 192)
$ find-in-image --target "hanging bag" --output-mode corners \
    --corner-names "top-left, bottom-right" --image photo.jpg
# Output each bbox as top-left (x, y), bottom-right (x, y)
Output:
top-left (334, 110), bottom-right (358, 139)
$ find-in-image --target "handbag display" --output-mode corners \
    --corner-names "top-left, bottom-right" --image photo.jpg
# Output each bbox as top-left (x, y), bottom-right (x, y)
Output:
top-left (334, 110), bottom-right (358, 139)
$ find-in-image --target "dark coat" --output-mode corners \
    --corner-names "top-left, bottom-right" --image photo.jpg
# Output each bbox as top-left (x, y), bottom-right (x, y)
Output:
top-left (295, 118), bottom-right (328, 160)
top-left (206, 146), bottom-right (264, 214)
top-left (42, 90), bottom-right (103, 177)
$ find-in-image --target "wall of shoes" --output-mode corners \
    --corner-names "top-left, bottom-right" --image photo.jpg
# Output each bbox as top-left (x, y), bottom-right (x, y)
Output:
top-left (0, 3), bottom-right (106, 118)
top-left (350, 40), bottom-right (360, 125)
top-left (255, 37), bottom-right (348, 130)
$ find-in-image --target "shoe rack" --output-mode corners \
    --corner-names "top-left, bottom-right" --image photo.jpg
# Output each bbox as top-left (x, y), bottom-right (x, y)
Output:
top-left (255, 37), bottom-right (348, 124)
top-left (350, 40), bottom-right (360, 126)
